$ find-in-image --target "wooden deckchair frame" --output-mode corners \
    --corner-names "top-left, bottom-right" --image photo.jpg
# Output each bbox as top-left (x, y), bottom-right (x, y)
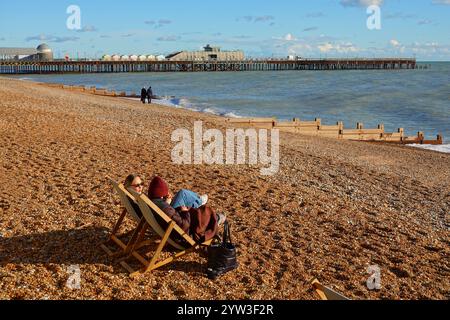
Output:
top-left (311, 278), bottom-right (351, 300)
top-left (100, 179), bottom-right (153, 258)
top-left (120, 194), bottom-right (212, 278)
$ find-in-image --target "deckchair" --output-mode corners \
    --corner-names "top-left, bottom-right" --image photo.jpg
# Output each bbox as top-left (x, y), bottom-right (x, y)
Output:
top-left (311, 278), bottom-right (351, 300)
top-left (120, 193), bottom-right (213, 278)
top-left (100, 179), bottom-right (153, 257)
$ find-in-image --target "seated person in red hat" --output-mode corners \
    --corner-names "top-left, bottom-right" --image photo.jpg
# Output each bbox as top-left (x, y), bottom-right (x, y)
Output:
top-left (148, 176), bottom-right (226, 242)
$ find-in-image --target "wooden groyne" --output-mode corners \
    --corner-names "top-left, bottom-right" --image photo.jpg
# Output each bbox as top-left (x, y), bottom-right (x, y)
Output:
top-left (0, 58), bottom-right (416, 74)
top-left (227, 118), bottom-right (443, 145)
top-left (39, 83), bottom-right (129, 97)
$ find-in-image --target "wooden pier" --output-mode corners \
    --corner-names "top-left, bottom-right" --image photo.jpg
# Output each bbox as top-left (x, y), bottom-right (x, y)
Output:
top-left (0, 58), bottom-right (416, 74)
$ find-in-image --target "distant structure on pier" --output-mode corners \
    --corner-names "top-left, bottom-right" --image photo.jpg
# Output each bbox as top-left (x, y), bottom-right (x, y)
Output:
top-left (0, 43), bottom-right (53, 61)
top-left (166, 44), bottom-right (245, 61)
top-left (102, 54), bottom-right (166, 62)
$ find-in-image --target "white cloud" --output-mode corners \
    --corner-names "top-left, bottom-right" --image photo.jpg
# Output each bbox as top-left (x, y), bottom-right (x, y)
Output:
top-left (432, 0), bottom-right (450, 4)
top-left (255, 16), bottom-right (275, 22)
top-left (417, 19), bottom-right (433, 25)
top-left (318, 43), bottom-right (334, 52)
top-left (390, 39), bottom-right (401, 47)
top-left (77, 25), bottom-right (98, 33)
top-left (25, 34), bottom-right (80, 43)
top-left (177, 28), bottom-right (449, 60)
top-left (305, 12), bottom-right (325, 18)
top-left (286, 43), bottom-right (313, 55)
top-left (385, 12), bottom-right (417, 20)
top-left (145, 19), bottom-right (173, 28)
top-left (121, 33), bottom-right (136, 38)
top-left (318, 42), bottom-right (359, 53)
top-left (340, 0), bottom-right (384, 7)
top-left (284, 33), bottom-right (297, 41)
top-left (236, 15), bottom-right (275, 24)
top-left (157, 35), bottom-right (180, 42)
top-left (303, 27), bottom-right (318, 32)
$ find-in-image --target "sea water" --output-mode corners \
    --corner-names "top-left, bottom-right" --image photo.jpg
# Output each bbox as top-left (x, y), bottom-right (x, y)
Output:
top-left (13, 62), bottom-right (450, 151)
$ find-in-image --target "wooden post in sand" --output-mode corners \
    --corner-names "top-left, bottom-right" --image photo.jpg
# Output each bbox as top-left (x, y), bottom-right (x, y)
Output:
top-left (377, 124), bottom-right (385, 141)
top-left (337, 122), bottom-right (344, 139)
top-left (399, 128), bottom-right (405, 141)
top-left (315, 118), bottom-right (322, 127)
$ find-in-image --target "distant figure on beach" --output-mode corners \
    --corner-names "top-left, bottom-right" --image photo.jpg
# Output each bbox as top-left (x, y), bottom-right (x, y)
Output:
top-left (147, 86), bottom-right (153, 104)
top-left (140, 88), bottom-right (147, 104)
top-left (148, 176), bottom-right (226, 242)
top-left (123, 174), bottom-right (145, 218)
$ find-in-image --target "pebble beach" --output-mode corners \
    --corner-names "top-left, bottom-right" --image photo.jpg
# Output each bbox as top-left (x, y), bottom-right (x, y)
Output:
top-left (0, 77), bottom-right (448, 300)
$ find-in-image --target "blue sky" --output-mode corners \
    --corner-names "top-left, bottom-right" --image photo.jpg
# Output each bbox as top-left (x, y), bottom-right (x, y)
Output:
top-left (1, 0), bottom-right (449, 60)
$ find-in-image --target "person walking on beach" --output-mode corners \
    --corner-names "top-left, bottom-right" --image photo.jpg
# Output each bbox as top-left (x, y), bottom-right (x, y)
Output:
top-left (140, 88), bottom-right (147, 104)
top-left (147, 86), bottom-right (153, 104)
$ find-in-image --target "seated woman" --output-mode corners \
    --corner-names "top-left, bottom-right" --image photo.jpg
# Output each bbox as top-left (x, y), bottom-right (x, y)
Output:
top-left (123, 174), bottom-right (145, 219)
top-left (124, 174), bottom-right (145, 195)
top-left (148, 176), bottom-right (226, 243)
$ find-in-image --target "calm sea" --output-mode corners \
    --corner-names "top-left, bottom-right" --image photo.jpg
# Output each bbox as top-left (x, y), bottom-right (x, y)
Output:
top-left (13, 62), bottom-right (450, 140)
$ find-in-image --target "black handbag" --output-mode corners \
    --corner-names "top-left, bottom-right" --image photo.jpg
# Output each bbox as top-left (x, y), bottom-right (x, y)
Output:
top-left (207, 221), bottom-right (239, 280)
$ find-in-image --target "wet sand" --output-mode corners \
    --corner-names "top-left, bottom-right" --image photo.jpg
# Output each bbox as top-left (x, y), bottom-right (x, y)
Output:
top-left (0, 78), bottom-right (448, 300)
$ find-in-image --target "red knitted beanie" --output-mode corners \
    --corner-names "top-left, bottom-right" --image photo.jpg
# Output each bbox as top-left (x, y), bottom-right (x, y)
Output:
top-left (148, 176), bottom-right (169, 199)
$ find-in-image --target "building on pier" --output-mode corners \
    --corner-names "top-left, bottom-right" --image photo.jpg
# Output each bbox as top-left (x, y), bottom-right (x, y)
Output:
top-left (166, 44), bottom-right (244, 61)
top-left (102, 53), bottom-right (161, 62)
top-left (0, 43), bottom-right (53, 61)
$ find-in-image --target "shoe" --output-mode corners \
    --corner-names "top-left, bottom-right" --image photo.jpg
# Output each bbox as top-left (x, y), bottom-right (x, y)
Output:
top-left (217, 213), bottom-right (227, 226)
top-left (200, 194), bottom-right (208, 206)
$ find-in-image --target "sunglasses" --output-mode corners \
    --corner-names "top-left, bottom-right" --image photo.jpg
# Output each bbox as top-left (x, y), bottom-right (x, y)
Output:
top-left (131, 183), bottom-right (144, 188)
